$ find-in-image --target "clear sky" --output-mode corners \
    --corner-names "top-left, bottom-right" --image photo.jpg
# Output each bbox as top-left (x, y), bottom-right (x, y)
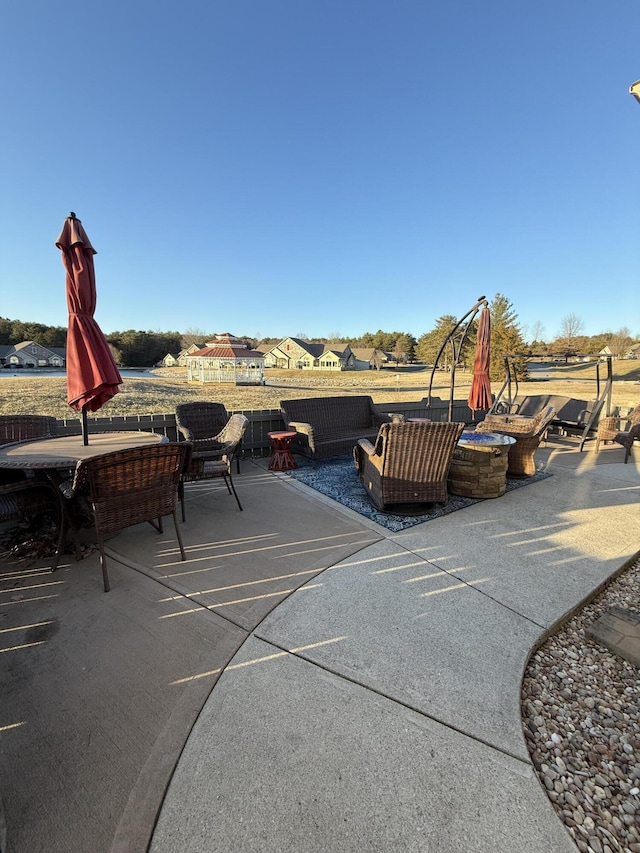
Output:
top-left (1, 1), bottom-right (638, 343)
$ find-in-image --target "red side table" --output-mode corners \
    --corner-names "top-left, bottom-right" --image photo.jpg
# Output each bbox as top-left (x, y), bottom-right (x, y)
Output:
top-left (267, 431), bottom-right (298, 471)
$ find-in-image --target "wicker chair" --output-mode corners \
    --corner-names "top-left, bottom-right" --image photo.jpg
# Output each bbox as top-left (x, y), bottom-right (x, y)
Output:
top-left (63, 442), bottom-right (191, 592)
top-left (595, 404), bottom-right (640, 463)
top-left (353, 421), bottom-right (465, 511)
top-left (175, 402), bottom-right (243, 474)
top-left (476, 406), bottom-right (556, 476)
top-left (0, 479), bottom-right (65, 566)
top-left (0, 415), bottom-right (59, 484)
top-left (178, 413), bottom-right (248, 520)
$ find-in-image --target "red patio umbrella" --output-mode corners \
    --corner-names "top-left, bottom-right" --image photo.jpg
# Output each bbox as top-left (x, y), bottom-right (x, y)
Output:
top-left (56, 213), bottom-right (122, 444)
top-left (467, 305), bottom-right (492, 418)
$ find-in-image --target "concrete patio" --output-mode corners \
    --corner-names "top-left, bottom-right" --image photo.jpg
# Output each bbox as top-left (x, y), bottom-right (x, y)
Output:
top-left (0, 436), bottom-right (638, 852)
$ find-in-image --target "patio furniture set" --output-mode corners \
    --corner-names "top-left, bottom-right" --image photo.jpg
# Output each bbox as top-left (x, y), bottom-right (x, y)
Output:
top-left (0, 406), bottom-right (248, 592)
top-left (1, 397), bottom-right (636, 589)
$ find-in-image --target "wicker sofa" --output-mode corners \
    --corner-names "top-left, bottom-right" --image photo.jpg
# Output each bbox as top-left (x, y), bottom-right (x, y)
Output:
top-left (280, 395), bottom-right (390, 460)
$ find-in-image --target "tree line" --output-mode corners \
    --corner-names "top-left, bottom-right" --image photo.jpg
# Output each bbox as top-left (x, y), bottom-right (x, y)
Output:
top-left (0, 293), bottom-right (635, 377)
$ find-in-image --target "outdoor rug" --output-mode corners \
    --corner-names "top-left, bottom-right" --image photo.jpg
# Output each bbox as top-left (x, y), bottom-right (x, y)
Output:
top-left (287, 455), bottom-right (551, 532)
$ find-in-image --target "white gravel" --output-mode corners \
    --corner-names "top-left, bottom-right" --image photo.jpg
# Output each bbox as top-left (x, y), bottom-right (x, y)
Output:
top-left (522, 555), bottom-right (640, 853)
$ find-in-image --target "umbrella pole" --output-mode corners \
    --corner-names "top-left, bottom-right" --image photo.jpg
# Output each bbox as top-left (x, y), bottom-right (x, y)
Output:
top-left (81, 407), bottom-right (89, 446)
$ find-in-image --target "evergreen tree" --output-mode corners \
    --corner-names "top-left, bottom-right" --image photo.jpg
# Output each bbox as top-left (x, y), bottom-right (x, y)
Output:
top-left (488, 294), bottom-right (528, 381)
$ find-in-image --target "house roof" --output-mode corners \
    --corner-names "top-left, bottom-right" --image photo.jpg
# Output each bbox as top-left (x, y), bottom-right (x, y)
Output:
top-left (188, 333), bottom-right (264, 361)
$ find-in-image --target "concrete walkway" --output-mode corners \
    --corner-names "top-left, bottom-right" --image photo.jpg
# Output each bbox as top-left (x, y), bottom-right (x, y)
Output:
top-left (150, 439), bottom-right (639, 853)
top-left (0, 437), bottom-right (638, 852)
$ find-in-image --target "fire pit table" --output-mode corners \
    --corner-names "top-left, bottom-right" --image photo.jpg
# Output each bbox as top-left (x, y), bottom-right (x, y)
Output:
top-left (447, 431), bottom-right (516, 499)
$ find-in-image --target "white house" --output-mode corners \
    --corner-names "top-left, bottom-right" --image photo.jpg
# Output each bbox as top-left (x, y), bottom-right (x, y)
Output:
top-left (0, 341), bottom-right (65, 369)
top-left (263, 338), bottom-right (357, 370)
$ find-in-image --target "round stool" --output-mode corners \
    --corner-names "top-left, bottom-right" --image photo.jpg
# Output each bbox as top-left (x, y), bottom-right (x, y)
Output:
top-left (267, 431), bottom-right (298, 471)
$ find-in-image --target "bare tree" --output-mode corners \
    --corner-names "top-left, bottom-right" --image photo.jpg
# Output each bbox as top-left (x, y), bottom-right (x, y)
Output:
top-left (181, 327), bottom-right (210, 348)
top-left (558, 314), bottom-right (584, 349)
top-left (526, 320), bottom-right (546, 347)
top-left (607, 327), bottom-right (633, 358)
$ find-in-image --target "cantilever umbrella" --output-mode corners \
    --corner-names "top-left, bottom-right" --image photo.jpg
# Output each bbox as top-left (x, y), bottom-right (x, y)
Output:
top-left (56, 213), bottom-right (122, 444)
top-left (467, 305), bottom-right (492, 419)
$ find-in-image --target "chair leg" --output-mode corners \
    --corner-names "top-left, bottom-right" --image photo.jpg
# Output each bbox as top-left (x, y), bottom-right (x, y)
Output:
top-left (178, 480), bottom-right (186, 523)
top-left (97, 542), bottom-right (111, 592)
top-left (224, 473), bottom-right (243, 511)
top-left (172, 509), bottom-right (187, 560)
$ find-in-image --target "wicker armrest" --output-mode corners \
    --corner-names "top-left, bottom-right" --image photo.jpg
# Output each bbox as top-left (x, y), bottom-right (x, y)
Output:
top-left (356, 438), bottom-right (375, 457)
top-left (287, 420), bottom-right (314, 439)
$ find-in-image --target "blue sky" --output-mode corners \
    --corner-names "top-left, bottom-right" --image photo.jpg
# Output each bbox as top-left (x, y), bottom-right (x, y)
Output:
top-left (1, 1), bottom-right (638, 342)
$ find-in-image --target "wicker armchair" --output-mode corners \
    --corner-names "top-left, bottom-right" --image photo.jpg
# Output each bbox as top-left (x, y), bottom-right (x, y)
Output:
top-left (178, 413), bottom-right (249, 520)
top-left (595, 404), bottom-right (640, 463)
top-left (353, 421), bottom-right (465, 511)
top-left (476, 406), bottom-right (556, 476)
top-left (64, 442), bottom-right (191, 592)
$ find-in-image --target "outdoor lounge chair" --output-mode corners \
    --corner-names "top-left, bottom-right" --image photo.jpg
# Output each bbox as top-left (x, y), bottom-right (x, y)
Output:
top-left (595, 403), bottom-right (640, 463)
top-left (476, 406), bottom-right (556, 476)
top-left (63, 442), bottom-right (191, 592)
top-left (353, 420), bottom-right (465, 511)
top-left (178, 413), bottom-right (248, 520)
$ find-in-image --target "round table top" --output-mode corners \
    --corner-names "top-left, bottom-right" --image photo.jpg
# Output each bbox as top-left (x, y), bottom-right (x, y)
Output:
top-left (268, 431), bottom-right (297, 439)
top-left (458, 431), bottom-right (516, 447)
top-left (0, 431), bottom-right (168, 469)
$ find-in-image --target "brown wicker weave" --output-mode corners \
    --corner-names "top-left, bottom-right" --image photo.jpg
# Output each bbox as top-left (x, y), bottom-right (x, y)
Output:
top-left (353, 421), bottom-right (465, 511)
top-left (476, 406), bottom-right (556, 476)
top-left (175, 402), bottom-right (242, 474)
top-left (0, 415), bottom-right (59, 445)
top-left (178, 413), bottom-right (248, 520)
top-left (67, 442), bottom-right (191, 592)
top-left (0, 415), bottom-right (60, 484)
top-left (595, 403), bottom-right (640, 463)
top-left (281, 396), bottom-right (390, 460)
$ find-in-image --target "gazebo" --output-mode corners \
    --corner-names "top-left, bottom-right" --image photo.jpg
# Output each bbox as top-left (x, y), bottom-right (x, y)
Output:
top-left (185, 333), bottom-right (265, 385)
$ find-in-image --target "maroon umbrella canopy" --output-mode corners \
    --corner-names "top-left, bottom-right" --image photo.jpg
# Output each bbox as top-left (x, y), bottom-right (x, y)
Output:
top-left (56, 213), bottom-right (122, 427)
top-left (467, 306), bottom-right (492, 416)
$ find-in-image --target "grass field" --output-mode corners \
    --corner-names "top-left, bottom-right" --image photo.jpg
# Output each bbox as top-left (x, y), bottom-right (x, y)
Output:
top-left (0, 362), bottom-right (638, 420)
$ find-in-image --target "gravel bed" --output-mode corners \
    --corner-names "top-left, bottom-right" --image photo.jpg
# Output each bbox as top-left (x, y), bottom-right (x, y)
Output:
top-left (522, 555), bottom-right (640, 853)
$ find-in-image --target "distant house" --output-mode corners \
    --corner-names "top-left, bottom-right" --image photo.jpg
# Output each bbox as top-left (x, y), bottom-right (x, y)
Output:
top-left (185, 333), bottom-right (264, 384)
top-left (263, 338), bottom-right (357, 371)
top-left (159, 353), bottom-right (180, 367)
top-left (624, 343), bottom-right (640, 359)
top-left (0, 341), bottom-right (65, 369)
top-left (350, 347), bottom-right (390, 370)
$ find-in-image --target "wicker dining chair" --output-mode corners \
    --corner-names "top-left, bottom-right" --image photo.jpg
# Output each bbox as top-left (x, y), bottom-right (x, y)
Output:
top-left (175, 402), bottom-right (242, 474)
top-left (178, 414), bottom-right (249, 521)
top-left (0, 478), bottom-right (65, 567)
top-left (0, 415), bottom-right (59, 484)
top-left (353, 420), bottom-right (465, 511)
top-left (64, 442), bottom-right (191, 592)
top-left (476, 406), bottom-right (556, 476)
top-left (595, 403), bottom-right (640, 463)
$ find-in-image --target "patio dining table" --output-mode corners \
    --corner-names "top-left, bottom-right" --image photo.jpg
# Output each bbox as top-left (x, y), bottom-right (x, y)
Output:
top-left (0, 431), bottom-right (168, 473)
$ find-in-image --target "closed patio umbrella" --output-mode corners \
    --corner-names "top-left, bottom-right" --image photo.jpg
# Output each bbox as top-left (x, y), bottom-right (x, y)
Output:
top-left (467, 305), bottom-right (492, 418)
top-left (56, 213), bottom-right (122, 444)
